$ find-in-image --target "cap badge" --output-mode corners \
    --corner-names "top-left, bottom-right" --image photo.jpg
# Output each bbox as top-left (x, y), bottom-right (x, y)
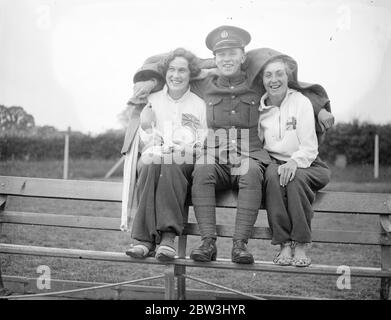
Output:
top-left (221, 30), bottom-right (229, 38)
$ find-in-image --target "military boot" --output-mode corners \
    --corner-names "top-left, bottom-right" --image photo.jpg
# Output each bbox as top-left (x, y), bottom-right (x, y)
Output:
top-left (190, 237), bottom-right (217, 262)
top-left (231, 239), bottom-right (254, 264)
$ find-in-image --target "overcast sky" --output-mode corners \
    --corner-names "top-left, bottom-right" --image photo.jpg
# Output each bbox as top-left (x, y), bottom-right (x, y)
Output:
top-left (1, 0), bottom-right (390, 134)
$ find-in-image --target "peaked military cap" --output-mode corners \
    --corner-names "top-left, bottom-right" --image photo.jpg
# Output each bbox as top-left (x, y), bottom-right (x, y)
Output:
top-left (205, 25), bottom-right (251, 53)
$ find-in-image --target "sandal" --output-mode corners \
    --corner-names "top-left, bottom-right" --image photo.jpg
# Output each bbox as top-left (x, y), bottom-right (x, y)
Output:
top-left (155, 245), bottom-right (176, 262)
top-left (292, 257), bottom-right (311, 267)
top-left (273, 241), bottom-right (293, 266)
top-left (125, 244), bottom-right (155, 258)
top-left (273, 253), bottom-right (293, 266)
top-left (292, 242), bottom-right (311, 267)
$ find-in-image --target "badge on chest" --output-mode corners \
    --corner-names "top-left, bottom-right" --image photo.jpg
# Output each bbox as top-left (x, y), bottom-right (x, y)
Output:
top-left (286, 116), bottom-right (297, 130)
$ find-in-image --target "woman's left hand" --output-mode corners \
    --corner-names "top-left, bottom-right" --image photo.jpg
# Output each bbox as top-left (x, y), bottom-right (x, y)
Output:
top-left (278, 159), bottom-right (298, 187)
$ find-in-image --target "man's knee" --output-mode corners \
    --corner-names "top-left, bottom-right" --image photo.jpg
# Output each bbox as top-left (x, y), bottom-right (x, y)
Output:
top-left (192, 164), bottom-right (216, 185)
top-left (239, 160), bottom-right (264, 188)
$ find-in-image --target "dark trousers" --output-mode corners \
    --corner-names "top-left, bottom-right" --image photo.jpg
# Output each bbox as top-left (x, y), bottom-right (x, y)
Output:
top-left (191, 153), bottom-right (265, 241)
top-left (131, 156), bottom-right (193, 245)
top-left (264, 157), bottom-right (330, 245)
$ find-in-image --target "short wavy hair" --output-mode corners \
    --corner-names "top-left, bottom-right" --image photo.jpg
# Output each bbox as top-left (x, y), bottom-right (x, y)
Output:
top-left (160, 48), bottom-right (201, 78)
top-left (259, 56), bottom-right (297, 90)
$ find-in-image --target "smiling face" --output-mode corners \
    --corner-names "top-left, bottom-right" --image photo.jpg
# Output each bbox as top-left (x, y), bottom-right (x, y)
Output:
top-left (214, 47), bottom-right (246, 77)
top-left (263, 61), bottom-right (288, 98)
top-left (165, 56), bottom-right (191, 97)
top-left (262, 60), bottom-right (289, 101)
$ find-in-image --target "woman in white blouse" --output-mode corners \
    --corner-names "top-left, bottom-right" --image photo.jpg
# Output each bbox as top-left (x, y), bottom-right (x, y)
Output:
top-left (125, 48), bottom-right (207, 261)
top-left (258, 55), bottom-right (330, 267)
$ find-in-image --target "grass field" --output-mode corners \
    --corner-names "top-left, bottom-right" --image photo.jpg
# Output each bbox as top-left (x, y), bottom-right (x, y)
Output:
top-left (1, 159), bottom-right (391, 299)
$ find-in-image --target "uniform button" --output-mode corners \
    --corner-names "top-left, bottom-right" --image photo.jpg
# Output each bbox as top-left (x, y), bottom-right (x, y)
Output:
top-left (230, 86), bottom-right (234, 89)
top-left (231, 110), bottom-right (236, 114)
top-left (251, 101), bottom-right (255, 105)
top-left (231, 95), bottom-right (235, 99)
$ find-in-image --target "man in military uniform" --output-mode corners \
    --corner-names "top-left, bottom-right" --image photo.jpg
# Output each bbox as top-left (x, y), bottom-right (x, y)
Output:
top-left (124, 25), bottom-right (334, 264)
top-left (180, 26), bottom-right (269, 264)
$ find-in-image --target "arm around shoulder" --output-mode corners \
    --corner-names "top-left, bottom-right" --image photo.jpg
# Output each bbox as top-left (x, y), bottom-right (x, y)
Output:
top-left (132, 53), bottom-right (169, 92)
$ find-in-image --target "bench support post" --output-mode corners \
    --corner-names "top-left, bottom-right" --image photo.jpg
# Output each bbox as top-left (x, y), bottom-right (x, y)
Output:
top-left (380, 214), bottom-right (391, 300)
top-left (164, 265), bottom-right (176, 300)
top-left (176, 206), bottom-right (189, 300)
top-left (0, 195), bottom-right (8, 296)
top-left (380, 245), bottom-right (391, 300)
top-left (380, 278), bottom-right (391, 300)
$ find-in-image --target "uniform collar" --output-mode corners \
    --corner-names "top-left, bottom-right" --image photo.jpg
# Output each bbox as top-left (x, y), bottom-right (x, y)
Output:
top-left (260, 88), bottom-right (296, 110)
top-left (217, 71), bottom-right (246, 87)
top-left (163, 84), bottom-right (191, 103)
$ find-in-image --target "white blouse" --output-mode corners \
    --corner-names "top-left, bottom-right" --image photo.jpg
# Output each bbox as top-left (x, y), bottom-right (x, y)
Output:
top-left (139, 85), bottom-right (207, 152)
top-left (258, 88), bottom-right (318, 168)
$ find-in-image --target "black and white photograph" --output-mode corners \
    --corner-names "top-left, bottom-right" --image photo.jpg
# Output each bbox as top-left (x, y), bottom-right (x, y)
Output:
top-left (0, 0), bottom-right (391, 304)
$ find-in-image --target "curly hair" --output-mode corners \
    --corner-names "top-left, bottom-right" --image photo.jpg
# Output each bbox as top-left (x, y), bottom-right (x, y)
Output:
top-left (159, 48), bottom-right (201, 78)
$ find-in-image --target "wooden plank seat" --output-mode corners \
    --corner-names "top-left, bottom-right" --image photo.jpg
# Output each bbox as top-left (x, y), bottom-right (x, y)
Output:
top-left (1, 175), bottom-right (391, 299)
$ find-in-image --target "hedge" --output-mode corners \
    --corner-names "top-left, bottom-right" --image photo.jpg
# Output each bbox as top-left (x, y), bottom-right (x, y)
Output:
top-left (0, 132), bottom-right (124, 160)
top-left (319, 121), bottom-right (391, 165)
top-left (1, 122), bottom-right (391, 164)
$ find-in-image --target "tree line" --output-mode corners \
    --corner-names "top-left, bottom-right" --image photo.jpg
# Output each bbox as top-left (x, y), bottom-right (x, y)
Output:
top-left (1, 105), bottom-right (390, 164)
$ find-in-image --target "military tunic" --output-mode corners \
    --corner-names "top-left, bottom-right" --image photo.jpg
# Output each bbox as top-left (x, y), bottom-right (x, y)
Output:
top-left (190, 71), bottom-right (270, 165)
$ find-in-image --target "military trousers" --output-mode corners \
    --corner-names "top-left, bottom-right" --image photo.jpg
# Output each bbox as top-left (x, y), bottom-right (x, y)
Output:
top-left (191, 152), bottom-right (266, 241)
top-left (264, 157), bottom-right (331, 245)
